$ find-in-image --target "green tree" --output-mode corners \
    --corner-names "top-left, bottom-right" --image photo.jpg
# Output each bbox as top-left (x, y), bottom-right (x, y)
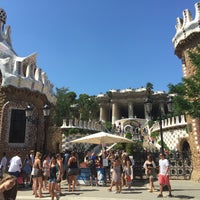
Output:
top-left (168, 47), bottom-right (200, 118)
top-left (146, 82), bottom-right (154, 97)
top-left (77, 94), bottom-right (99, 121)
top-left (51, 87), bottom-right (77, 126)
top-left (167, 83), bottom-right (186, 116)
top-left (106, 91), bottom-right (112, 122)
top-left (89, 96), bottom-right (99, 121)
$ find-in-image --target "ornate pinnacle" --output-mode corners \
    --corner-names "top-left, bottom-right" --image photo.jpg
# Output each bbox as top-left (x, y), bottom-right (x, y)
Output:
top-left (172, 2), bottom-right (200, 57)
top-left (0, 8), bottom-right (6, 24)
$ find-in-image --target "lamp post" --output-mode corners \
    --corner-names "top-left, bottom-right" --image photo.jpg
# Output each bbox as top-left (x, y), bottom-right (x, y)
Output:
top-left (42, 104), bottom-right (50, 154)
top-left (25, 104), bottom-right (50, 154)
top-left (144, 95), bottom-right (174, 154)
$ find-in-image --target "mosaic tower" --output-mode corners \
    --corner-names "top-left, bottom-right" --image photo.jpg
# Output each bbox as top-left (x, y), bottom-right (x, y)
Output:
top-left (172, 2), bottom-right (200, 181)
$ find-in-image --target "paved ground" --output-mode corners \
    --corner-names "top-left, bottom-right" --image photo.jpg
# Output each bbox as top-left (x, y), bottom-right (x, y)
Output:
top-left (16, 179), bottom-right (200, 200)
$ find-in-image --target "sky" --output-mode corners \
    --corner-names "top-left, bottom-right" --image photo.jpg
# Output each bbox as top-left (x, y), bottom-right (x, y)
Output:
top-left (0, 0), bottom-right (199, 96)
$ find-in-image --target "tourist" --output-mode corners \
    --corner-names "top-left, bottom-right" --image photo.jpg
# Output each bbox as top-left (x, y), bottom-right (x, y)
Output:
top-left (29, 150), bottom-right (35, 186)
top-left (107, 152), bottom-right (116, 192)
top-left (22, 154), bottom-right (32, 187)
top-left (106, 150), bottom-right (115, 183)
top-left (121, 152), bottom-right (132, 189)
top-left (86, 153), bottom-right (98, 186)
top-left (0, 152), bottom-right (7, 174)
top-left (56, 153), bottom-right (63, 196)
top-left (42, 154), bottom-right (50, 191)
top-left (29, 150), bottom-right (35, 165)
top-left (95, 156), bottom-right (102, 168)
top-left (103, 147), bottom-right (108, 158)
top-left (8, 151), bottom-right (22, 178)
top-left (107, 155), bottom-right (122, 193)
top-left (143, 154), bottom-right (156, 192)
top-left (62, 149), bottom-right (70, 181)
top-left (32, 152), bottom-right (43, 198)
top-left (0, 173), bottom-right (17, 200)
top-left (67, 151), bottom-right (80, 192)
top-left (157, 153), bottom-right (173, 198)
top-left (49, 155), bottom-right (61, 200)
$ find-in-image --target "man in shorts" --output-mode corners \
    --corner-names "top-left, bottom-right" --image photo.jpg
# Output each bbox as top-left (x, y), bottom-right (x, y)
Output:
top-left (157, 153), bottom-right (173, 198)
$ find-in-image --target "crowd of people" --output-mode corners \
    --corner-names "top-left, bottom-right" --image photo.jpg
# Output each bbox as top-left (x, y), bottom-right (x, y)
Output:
top-left (0, 148), bottom-right (173, 199)
top-left (0, 150), bottom-right (72, 200)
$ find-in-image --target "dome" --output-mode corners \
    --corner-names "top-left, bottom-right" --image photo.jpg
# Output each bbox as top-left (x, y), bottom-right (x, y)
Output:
top-left (0, 8), bottom-right (6, 24)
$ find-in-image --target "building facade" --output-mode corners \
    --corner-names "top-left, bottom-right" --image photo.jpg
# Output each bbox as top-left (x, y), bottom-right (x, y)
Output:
top-left (96, 88), bottom-right (170, 123)
top-left (0, 8), bottom-right (56, 158)
top-left (172, 2), bottom-right (200, 181)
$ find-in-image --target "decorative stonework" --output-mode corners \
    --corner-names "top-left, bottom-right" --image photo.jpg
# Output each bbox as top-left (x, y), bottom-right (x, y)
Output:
top-left (0, 8), bottom-right (56, 105)
top-left (172, 2), bottom-right (200, 58)
top-left (150, 115), bottom-right (188, 151)
top-left (0, 8), bottom-right (56, 160)
top-left (0, 8), bottom-right (6, 24)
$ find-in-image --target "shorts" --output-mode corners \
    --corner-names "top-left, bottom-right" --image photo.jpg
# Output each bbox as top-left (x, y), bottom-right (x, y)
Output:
top-left (89, 168), bottom-right (97, 178)
top-left (68, 168), bottom-right (80, 176)
top-left (49, 178), bottom-right (57, 183)
top-left (158, 174), bottom-right (170, 186)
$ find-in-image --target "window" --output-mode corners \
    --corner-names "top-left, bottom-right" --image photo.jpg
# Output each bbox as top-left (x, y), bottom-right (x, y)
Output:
top-left (9, 109), bottom-right (26, 143)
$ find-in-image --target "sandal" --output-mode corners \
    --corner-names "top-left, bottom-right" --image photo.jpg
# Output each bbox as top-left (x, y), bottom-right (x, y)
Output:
top-left (157, 194), bottom-right (163, 198)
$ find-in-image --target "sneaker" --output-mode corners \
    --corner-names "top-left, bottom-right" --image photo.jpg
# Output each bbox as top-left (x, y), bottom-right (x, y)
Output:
top-left (157, 194), bottom-right (163, 198)
top-left (168, 194), bottom-right (173, 197)
top-left (107, 188), bottom-right (112, 192)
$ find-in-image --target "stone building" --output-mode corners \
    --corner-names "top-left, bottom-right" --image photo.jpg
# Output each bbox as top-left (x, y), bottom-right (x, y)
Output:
top-left (0, 8), bottom-right (56, 159)
top-left (96, 88), bottom-right (170, 126)
top-left (172, 2), bottom-right (200, 181)
top-left (95, 88), bottom-right (177, 145)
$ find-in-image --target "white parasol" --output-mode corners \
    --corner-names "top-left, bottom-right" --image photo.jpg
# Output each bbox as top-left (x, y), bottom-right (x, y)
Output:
top-left (71, 131), bottom-right (133, 145)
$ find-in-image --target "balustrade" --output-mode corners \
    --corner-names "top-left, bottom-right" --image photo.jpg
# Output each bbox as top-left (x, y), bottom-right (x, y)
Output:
top-left (151, 115), bottom-right (187, 132)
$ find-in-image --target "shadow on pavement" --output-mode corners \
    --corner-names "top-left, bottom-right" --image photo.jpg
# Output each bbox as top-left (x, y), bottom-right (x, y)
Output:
top-left (173, 195), bottom-right (195, 199)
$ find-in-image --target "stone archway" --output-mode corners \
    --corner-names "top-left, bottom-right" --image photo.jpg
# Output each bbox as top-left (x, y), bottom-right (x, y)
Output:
top-left (177, 138), bottom-right (190, 152)
top-left (181, 140), bottom-right (190, 152)
top-left (123, 125), bottom-right (133, 133)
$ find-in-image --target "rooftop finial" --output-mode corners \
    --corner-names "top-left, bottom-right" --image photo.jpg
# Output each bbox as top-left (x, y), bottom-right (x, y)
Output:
top-left (172, 2), bottom-right (200, 57)
top-left (0, 8), bottom-right (6, 24)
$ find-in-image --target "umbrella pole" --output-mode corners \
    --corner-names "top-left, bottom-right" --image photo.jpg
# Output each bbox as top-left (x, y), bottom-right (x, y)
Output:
top-left (101, 143), bottom-right (107, 186)
top-left (102, 144), bottom-right (104, 159)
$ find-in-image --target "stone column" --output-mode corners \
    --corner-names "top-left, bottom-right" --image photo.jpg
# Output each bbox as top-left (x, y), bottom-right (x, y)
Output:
top-left (112, 103), bottom-right (120, 124)
top-left (99, 104), bottom-right (107, 122)
top-left (144, 104), bottom-right (151, 120)
top-left (160, 102), bottom-right (165, 116)
top-left (128, 102), bottom-right (134, 118)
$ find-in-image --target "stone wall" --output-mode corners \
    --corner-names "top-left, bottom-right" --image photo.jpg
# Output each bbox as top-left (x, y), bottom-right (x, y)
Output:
top-left (0, 86), bottom-right (49, 161)
top-left (183, 44), bottom-right (200, 182)
top-left (186, 116), bottom-right (200, 181)
top-left (47, 126), bottom-right (62, 153)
